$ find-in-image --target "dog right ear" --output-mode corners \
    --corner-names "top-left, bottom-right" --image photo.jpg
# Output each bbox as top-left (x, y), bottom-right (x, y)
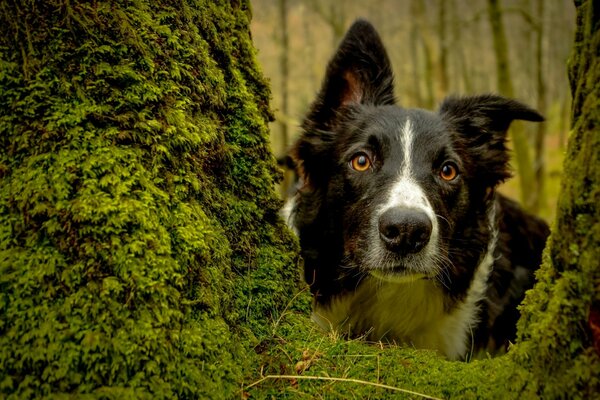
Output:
top-left (293, 19), bottom-right (395, 189)
top-left (439, 94), bottom-right (544, 187)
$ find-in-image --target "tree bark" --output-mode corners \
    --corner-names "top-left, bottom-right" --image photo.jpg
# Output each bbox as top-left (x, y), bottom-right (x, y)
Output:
top-left (511, 0), bottom-right (600, 395)
top-left (0, 1), bottom-right (298, 398)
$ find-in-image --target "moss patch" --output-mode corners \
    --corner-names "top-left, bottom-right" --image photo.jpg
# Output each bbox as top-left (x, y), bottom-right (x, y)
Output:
top-left (245, 309), bottom-right (519, 399)
top-left (0, 1), bottom-right (298, 398)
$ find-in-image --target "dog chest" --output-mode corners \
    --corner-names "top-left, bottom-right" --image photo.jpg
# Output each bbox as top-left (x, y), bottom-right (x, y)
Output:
top-left (312, 276), bottom-right (476, 359)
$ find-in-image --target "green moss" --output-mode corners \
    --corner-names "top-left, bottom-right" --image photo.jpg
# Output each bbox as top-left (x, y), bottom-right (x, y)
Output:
top-left (508, 2), bottom-right (600, 397)
top-left (247, 309), bottom-right (520, 399)
top-left (0, 1), bottom-right (298, 398)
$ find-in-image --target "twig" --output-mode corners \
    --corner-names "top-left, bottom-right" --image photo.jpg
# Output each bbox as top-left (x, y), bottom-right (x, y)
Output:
top-left (272, 286), bottom-right (309, 332)
top-left (245, 374), bottom-right (444, 400)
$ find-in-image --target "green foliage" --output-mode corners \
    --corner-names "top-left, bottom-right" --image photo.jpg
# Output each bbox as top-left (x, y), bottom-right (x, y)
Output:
top-left (0, 1), bottom-right (298, 398)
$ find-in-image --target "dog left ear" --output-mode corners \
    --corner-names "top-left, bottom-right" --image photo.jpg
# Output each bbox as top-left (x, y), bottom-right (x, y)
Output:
top-left (439, 94), bottom-right (544, 185)
top-left (293, 19), bottom-right (395, 190)
top-left (303, 19), bottom-right (395, 133)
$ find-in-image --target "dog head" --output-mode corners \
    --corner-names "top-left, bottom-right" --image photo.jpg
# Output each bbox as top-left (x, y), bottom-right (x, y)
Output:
top-left (291, 20), bottom-right (543, 298)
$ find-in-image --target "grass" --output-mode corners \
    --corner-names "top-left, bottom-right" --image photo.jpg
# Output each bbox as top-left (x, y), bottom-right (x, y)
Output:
top-left (243, 290), bottom-right (520, 399)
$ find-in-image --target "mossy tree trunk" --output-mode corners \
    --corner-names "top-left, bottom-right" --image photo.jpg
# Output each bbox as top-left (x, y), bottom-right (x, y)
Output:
top-left (0, 1), bottom-right (298, 398)
top-left (511, 0), bottom-right (600, 396)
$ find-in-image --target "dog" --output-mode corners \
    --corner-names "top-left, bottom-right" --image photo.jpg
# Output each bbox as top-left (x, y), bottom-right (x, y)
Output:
top-left (285, 19), bottom-right (550, 359)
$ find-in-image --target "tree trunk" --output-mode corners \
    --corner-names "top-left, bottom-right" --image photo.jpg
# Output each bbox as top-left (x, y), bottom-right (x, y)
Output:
top-left (412, 0), bottom-right (435, 109)
top-left (487, 0), bottom-right (536, 210)
top-left (278, 0), bottom-right (292, 198)
top-left (437, 0), bottom-right (449, 98)
top-left (559, 94), bottom-right (570, 148)
top-left (511, 1), bottom-right (600, 396)
top-left (409, 3), bottom-right (424, 106)
top-left (530, 0), bottom-right (547, 214)
top-left (488, 0), bottom-right (513, 96)
top-left (450, 0), bottom-right (473, 93)
top-left (0, 1), bottom-right (298, 398)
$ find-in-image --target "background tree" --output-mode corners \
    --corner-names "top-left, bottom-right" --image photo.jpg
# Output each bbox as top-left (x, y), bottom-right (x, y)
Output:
top-left (277, 0), bottom-right (293, 197)
top-left (411, 0), bottom-right (437, 109)
top-left (305, 0), bottom-right (348, 46)
top-left (437, 0), bottom-right (449, 98)
top-left (532, 0), bottom-right (547, 213)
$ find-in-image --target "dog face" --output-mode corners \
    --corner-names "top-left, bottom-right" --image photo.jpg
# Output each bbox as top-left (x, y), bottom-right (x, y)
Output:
top-left (332, 106), bottom-right (464, 280)
top-left (292, 20), bottom-right (543, 300)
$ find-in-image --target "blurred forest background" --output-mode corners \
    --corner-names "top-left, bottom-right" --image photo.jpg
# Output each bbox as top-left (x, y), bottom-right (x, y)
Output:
top-left (250, 0), bottom-right (575, 222)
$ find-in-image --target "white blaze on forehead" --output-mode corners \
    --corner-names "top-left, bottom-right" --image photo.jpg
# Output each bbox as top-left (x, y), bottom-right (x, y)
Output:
top-left (397, 118), bottom-right (415, 176)
top-left (374, 118), bottom-right (440, 274)
top-left (383, 119), bottom-right (432, 216)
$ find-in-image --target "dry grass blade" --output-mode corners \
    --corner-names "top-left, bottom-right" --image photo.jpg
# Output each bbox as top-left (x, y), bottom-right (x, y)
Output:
top-left (245, 374), bottom-right (444, 399)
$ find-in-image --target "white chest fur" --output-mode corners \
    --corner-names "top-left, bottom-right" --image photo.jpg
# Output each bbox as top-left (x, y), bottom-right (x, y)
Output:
top-left (312, 277), bottom-right (472, 359)
top-left (312, 234), bottom-right (496, 360)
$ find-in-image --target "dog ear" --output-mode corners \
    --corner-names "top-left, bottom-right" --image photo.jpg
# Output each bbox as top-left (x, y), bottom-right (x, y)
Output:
top-left (439, 94), bottom-right (543, 186)
top-left (304, 19), bottom-right (395, 132)
top-left (294, 19), bottom-right (394, 189)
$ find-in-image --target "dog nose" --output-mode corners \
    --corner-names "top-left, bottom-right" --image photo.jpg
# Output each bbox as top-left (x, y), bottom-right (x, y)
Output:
top-left (378, 208), bottom-right (432, 254)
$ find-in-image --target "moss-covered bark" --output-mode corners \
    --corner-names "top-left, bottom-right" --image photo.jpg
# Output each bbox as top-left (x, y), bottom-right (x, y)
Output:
top-left (0, 1), bottom-right (298, 398)
top-left (511, 0), bottom-right (600, 396)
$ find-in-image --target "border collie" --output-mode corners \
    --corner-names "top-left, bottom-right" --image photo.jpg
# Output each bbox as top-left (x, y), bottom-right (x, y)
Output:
top-left (286, 20), bottom-right (550, 359)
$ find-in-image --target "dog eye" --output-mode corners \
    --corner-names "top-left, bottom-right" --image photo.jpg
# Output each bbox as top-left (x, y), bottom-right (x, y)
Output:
top-left (350, 152), bottom-right (372, 172)
top-left (440, 162), bottom-right (459, 181)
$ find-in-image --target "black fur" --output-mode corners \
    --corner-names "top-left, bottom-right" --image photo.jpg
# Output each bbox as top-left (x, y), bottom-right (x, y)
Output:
top-left (289, 19), bottom-right (549, 354)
